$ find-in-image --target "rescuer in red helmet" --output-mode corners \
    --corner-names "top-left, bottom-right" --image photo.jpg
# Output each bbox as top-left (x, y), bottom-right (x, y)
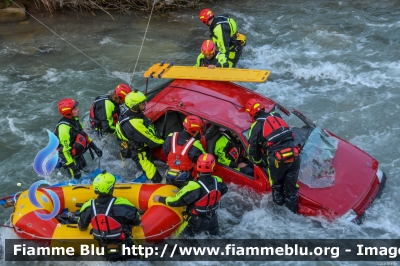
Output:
top-left (194, 40), bottom-right (228, 69)
top-left (199, 8), bottom-right (246, 68)
top-left (89, 83), bottom-right (132, 137)
top-left (245, 98), bottom-right (301, 213)
top-left (55, 98), bottom-right (103, 179)
top-left (163, 115), bottom-right (206, 188)
top-left (153, 153), bottom-right (228, 237)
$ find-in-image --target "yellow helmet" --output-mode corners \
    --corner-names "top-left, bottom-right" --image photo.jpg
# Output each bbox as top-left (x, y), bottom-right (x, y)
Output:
top-left (125, 90), bottom-right (147, 109)
top-left (93, 171), bottom-right (116, 195)
top-left (237, 33), bottom-right (246, 46)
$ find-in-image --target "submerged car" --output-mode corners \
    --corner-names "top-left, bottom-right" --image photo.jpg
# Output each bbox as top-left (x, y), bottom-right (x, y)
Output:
top-left (141, 67), bottom-right (386, 222)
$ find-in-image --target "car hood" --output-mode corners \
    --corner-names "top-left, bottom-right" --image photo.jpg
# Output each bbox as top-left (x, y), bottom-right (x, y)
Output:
top-left (299, 132), bottom-right (378, 216)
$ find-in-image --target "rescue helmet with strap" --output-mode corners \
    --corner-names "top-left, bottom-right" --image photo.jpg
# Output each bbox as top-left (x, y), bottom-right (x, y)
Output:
top-left (90, 198), bottom-right (125, 244)
top-left (197, 153), bottom-right (215, 173)
top-left (199, 8), bottom-right (214, 25)
top-left (114, 84), bottom-right (132, 103)
top-left (93, 171), bottom-right (116, 196)
top-left (58, 98), bottom-right (78, 118)
top-left (125, 90), bottom-right (146, 109)
top-left (201, 40), bottom-right (216, 57)
top-left (245, 98), bottom-right (264, 119)
top-left (183, 115), bottom-right (203, 136)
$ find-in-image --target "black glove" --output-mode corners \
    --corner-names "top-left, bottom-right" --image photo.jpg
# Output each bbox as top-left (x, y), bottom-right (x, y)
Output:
top-left (68, 212), bottom-right (79, 223)
top-left (89, 142), bottom-right (103, 158)
top-left (67, 162), bottom-right (81, 179)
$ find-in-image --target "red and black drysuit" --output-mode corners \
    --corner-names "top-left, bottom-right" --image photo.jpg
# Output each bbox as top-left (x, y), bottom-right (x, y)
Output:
top-left (248, 110), bottom-right (301, 213)
top-left (78, 194), bottom-right (141, 261)
top-left (158, 173), bottom-right (228, 237)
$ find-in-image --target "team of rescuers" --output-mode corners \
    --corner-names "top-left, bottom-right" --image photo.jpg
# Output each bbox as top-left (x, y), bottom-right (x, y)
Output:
top-left (53, 6), bottom-right (300, 260)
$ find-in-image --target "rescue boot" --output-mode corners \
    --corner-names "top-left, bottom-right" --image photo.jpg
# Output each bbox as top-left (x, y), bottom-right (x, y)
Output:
top-left (284, 194), bottom-right (298, 214)
top-left (272, 188), bottom-right (284, 206)
top-left (151, 171), bottom-right (163, 184)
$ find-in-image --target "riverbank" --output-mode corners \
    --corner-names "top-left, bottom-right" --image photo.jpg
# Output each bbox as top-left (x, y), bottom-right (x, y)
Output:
top-left (0, 0), bottom-right (216, 23)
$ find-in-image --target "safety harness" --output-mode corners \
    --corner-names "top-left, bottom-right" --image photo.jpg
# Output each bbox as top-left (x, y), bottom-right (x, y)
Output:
top-left (89, 95), bottom-right (119, 136)
top-left (191, 177), bottom-right (222, 218)
top-left (90, 198), bottom-right (125, 245)
top-left (55, 119), bottom-right (91, 157)
top-left (258, 115), bottom-right (299, 163)
top-left (166, 132), bottom-right (196, 183)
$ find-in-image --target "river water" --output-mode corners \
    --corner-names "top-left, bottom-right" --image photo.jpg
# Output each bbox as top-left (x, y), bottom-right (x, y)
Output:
top-left (1, 0), bottom-right (400, 265)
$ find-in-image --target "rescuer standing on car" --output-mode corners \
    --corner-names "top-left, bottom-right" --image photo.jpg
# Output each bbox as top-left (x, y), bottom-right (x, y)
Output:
top-left (115, 90), bottom-right (164, 183)
top-left (163, 115), bottom-right (206, 188)
top-left (199, 8), bottom-right (246, 67)
top-left (153, 154), bottom-right (228, 237)
top-left (89, 84), bottom-right (132, 137)
top-left (78, 171), bottom-right (141, 261)
top-left (245, 98), bottom-right (301, 213)
top-left (194, 40), bottom-right (228, 68)
top-left (55, 98), bottom-right (103, 179)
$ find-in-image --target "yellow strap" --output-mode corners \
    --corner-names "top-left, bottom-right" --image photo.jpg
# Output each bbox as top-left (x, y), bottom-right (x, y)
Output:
top-left (119, 152), bottom-right (125, 168)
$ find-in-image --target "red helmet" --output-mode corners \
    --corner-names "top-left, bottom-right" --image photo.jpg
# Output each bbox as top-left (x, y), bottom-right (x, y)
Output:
top-left (115, 84), bottom-right (132, 103)
top-left (183, 115), bottom-right (203, 135)
top-left (245, 98), bottom-right (264, 119)
top-left (197, 153), bottom-right (215, 173)
top-left (199, 8), bottom-right (214, 24)
top-left (58, 98), bottom-right (78, 118)
top-left (201, 40), bottom-right (216, 56)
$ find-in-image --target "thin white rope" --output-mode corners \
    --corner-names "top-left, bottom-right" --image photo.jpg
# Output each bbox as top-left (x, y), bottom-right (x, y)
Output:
top-left (129, 0), bottom-right (158, 86)
top-left (10, 1), bottom-right (115, 77)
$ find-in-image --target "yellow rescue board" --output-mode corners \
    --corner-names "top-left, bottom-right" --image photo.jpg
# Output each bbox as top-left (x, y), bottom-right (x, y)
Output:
top-left (143, 62), bottom-right (270, 83)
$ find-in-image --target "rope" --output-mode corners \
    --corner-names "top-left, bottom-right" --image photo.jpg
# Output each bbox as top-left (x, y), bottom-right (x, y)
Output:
top-left (10, 1), bottom-right (117, 79)
top-left (0, 224), bottom-right (14, 229)
top-left (9, 221), bottom-right (182, 240)
top-left (129, 0), bottom-right (158, 86)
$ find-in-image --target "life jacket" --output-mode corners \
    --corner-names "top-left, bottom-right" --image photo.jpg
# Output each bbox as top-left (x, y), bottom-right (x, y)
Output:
top-left (200, 52), bottom-right (220, 67)
top-left (167, 132), bottom-right (196, 172)
top-left (258, 114), bottom-right (293, 148)
top-left (221, 132), bottom-right (243, 163)
top-left (90, 198), bottom-right (126, 244)
top-left (191, 177), bottom-right (222, 217)
top-left (89, 95), bottom-right (119, 129)
top-left (211, 15), bottom-right (237, 39)
top-left (55, 119), bottom-right (90, 157)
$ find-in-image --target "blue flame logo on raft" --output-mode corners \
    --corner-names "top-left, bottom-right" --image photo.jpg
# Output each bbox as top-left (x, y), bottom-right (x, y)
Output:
top-left (29, 130), bottom-right (61, 220)
top-left (28, 180), bottom-right (61, 220)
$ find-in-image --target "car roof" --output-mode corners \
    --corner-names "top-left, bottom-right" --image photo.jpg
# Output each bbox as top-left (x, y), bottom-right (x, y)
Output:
top-left (149, 79), bottom-right (277, 132)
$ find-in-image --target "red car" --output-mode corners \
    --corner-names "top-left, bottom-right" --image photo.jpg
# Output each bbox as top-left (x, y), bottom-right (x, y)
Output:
top-left (144, 78), bottom-right (386, 222)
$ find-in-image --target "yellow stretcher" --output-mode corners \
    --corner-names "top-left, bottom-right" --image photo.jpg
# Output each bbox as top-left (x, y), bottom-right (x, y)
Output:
top-left (143, 62), bottom-right (271, 83)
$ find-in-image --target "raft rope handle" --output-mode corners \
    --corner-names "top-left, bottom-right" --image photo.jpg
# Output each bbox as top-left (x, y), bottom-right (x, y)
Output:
top-left (128, 0), bottom-right (158, 87)
top-left (9, 1), bottom-right (115, 78)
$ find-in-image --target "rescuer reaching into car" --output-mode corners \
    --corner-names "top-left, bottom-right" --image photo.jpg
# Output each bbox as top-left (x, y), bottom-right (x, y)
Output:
top-left (163, 115), bottom-right (206, 188)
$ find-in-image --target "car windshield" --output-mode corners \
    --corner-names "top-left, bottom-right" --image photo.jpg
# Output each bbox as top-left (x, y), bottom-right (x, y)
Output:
top-left (242, 110), bottom-right (338, 188)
